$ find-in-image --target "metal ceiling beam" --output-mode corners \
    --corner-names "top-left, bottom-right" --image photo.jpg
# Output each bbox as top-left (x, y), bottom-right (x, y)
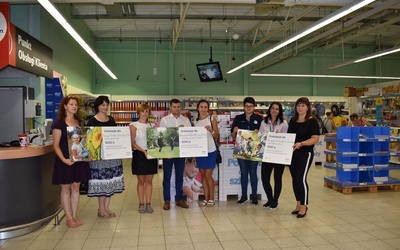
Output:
top-left (324, 12), bottom-right (400, 49)
top-left (172, 3), bottom-right (190, 49)
top-left (251, 5), bottom-right (319, 49)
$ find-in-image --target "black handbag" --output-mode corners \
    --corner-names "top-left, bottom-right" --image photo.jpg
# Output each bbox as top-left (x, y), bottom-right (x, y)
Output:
top-left (210, 116), bottom-right (222, 164)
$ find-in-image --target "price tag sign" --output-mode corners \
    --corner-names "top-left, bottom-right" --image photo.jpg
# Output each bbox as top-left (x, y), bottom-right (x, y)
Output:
top-left (375, 97), bottom-right (383, 105)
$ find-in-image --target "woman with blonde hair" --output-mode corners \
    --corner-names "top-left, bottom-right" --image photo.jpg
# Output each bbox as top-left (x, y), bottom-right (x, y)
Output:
top-left (130, 103), bottom-right (158, 213)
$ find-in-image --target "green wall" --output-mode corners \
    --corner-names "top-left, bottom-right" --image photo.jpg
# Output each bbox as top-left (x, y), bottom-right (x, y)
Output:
top-left (1, 4), bottom-right (399, 98)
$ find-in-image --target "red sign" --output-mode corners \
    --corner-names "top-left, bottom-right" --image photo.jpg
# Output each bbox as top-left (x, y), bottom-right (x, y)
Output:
top-left (0, 2), bottom-right (10, 69)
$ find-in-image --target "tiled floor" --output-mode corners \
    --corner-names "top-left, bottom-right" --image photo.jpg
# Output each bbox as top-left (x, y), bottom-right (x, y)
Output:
top-left (2, 161), bottom-right (400, 250)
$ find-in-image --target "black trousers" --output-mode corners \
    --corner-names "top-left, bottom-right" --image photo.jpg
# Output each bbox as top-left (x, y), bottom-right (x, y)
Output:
top-left (289, 150), bottom-right (313, 206)
top-left (261, 162), bottom-right (285, 202)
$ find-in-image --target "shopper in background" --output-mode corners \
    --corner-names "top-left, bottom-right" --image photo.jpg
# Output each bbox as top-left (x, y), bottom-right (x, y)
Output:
top-left (348, 113), bottom-right (373, 127)
top-left (87, 95), bottom-right (124, 218)
top-left (160, 99), bottom-right (192, 210)
top-left (288, 97), bottom-right (320, 218)
top-left (231, 97), bottom-right (263, 205)
top-left (259, 102), bottom-right (288, 209)
top-left (323, 111), bottom-right (337, 133)
top-left (130, 103), bottom-right (158, 213)
top-left (194, 99), bottom-right (219, 207)
top-left (52, 95), bottom-right (90, 228)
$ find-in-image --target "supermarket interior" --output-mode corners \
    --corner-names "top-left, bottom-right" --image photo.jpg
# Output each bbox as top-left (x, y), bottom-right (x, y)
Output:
top-left (1, 1), bottom-right (400, 249)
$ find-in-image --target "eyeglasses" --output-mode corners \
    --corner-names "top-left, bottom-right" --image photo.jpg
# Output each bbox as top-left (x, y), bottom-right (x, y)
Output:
top-left (244, 105), bottom-right (255, 108)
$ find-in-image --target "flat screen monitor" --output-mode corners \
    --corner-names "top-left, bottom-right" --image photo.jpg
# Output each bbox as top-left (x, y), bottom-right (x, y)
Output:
top-left (196, 62), bottom-right (223, 82)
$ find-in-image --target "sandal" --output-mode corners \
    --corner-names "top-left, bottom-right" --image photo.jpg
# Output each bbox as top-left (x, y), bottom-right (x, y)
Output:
top-left (98, 210), bottom-right (111, 218)
top-left (106, 209), bottom-right (116, 217)
top-left (138, 203), bottom-right (146, 214)
top-left (206, 200), bottom-right (215, 207)
top-left (199, 200), bottom-right (207, 206)
top-left (66, 219), bottom-right (78, 228)
top-left (74, 218), bottom-right (83, 226)
top-left (145, 203), bottom-right (153, 213)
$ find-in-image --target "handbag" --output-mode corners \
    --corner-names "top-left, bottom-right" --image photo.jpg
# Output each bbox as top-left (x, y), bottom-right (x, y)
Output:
top-left (210, 116), bottom-right (222, 164)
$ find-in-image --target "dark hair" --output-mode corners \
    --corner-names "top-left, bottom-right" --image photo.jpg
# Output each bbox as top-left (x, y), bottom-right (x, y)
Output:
top-left (243, 97), bottom-right (256, 106)
top-left (349, 113), bottom-right (358, 119)
top-left (57, 95), bottom-right (81, 121)
top-left (293, 97), bottom-right (312, 122)
top-left (196, 99), bottom-right (209, 121)
top-left (93, 95), bottom-right (110, 113)
top-left (326, 111), bottom-right (332, 116)
top-left (170, 98), bottom-right (181, 106)
top-left (265, 102), bottom-right (284, 124)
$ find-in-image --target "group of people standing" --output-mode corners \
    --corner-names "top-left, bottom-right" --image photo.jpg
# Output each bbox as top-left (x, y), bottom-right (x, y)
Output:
top-left (51, 93), bottom-right (322, 228)
top-left (231, 96), bottom-right (319, 218)
top-left (51, 96), bottom-right (220, 227)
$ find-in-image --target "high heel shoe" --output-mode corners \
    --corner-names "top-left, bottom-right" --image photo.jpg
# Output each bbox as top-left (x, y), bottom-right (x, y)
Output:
top-left (296, 207), bottom-right (308, 218)
top-left (106, 209), bottom-right (116, 217)
top-left (291, 210), bottom-right (299, 215)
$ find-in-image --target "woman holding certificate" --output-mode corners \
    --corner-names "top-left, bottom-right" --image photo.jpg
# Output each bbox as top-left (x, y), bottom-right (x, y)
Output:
top-left (194, 99), bottom-right (219, 207)
top-left (259, 102), bottom-right (288, 209)
top-left (130, 103), bottom-right (158, 213)
top-left (52, 95), bottom-right (90, 228)
top-left (288, 97), bottom-right (320, 218)
top-left (87, 95), bottom-right (124, 218)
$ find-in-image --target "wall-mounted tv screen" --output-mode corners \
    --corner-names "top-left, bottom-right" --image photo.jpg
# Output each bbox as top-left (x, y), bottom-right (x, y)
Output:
top-left (196, 62), bottom-right (223, 82)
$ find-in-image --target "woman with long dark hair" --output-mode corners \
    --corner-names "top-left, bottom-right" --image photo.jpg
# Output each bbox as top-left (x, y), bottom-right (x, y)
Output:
top-left (259, 102), bottom-right (288, 209)
top-left (288, 97), bottom-right (319, 218)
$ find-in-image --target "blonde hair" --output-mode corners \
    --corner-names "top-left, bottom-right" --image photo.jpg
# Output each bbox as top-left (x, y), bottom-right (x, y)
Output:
top-left (136, 103), bottom-right (151, 115)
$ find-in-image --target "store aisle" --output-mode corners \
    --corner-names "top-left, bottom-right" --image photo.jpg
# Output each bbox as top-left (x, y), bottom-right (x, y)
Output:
top-left (1, 160), bottom-right (400, 250)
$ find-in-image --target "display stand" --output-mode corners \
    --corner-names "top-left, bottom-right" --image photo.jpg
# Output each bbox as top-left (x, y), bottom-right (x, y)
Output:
top-left (324, 126), bottom-right (400, 194)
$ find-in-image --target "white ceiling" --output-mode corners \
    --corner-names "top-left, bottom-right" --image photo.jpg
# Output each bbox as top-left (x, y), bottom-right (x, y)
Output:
top-left (8, 0), bottom-right (400, 70)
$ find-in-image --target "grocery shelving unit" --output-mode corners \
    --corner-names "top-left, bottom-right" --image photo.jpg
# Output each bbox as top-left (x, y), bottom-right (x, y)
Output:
top-left (324, 126), bottom-right (400, 194)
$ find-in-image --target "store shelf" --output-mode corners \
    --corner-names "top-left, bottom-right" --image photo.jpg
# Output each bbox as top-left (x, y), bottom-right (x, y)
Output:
top-left (324, 126), bottom-right (400, 189)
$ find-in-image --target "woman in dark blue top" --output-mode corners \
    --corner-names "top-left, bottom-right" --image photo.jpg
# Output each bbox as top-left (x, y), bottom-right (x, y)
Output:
top-left (288, 97), bottom-right (320, 218)
top-left (231, 97), bottom-right (263, 205)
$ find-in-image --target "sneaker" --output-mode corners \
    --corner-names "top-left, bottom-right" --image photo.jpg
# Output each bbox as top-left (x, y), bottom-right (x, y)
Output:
top-left (237, 196), bottom-right (248, 204)
top-left (263, 201), bottom-right (273, 208)
top-left (269, 201), bottom-right (278, 209)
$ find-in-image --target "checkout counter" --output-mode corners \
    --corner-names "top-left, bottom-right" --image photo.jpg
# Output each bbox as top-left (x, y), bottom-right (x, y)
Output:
top-left (0, 144), bottom-right (61, 239)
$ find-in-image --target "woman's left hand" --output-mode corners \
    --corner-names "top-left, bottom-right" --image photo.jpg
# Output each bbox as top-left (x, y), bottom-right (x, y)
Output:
top-left (293, 142), bottom-right (302, 151)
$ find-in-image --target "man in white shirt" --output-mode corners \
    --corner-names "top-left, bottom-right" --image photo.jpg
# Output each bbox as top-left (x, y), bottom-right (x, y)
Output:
top-left (160, 99), bottom-right (192, 210)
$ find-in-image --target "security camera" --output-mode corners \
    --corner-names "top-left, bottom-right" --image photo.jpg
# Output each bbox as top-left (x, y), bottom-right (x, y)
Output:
top-left (180, 74), bottom-right (187, 81)
top-left (136, 75), bottom-right (140, 80)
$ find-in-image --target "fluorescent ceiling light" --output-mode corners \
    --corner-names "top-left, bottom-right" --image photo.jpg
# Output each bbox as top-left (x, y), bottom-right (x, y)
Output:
top-left (251, 73), bottom-right (400, 80)
top-left (328, 46), bottom-right (400, 69)
top-left (37, 0), bottom-right (118, 80)
top-left (227, 0), bottom-right (375, 74)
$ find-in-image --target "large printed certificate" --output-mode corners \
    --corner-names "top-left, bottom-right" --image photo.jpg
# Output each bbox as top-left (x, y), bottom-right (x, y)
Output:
top-left (100, 127), bottom-right (132, 160)
top-left (67, 126), bottom-right (132, 161)
top-left (146, 127), bottom-right (208, 159)
top-left (262, 132), bottom-right (296, 165)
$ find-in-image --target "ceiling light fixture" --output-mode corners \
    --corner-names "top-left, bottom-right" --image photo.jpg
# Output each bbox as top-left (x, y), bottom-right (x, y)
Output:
top-left (251, 73), bottom-right (400, 80)
top-left (37, 0), bottom-right (118, 79)
top-left (227, 0), bottom-right (375, 74)
top-left (328, 46), bottom-right (400, 70)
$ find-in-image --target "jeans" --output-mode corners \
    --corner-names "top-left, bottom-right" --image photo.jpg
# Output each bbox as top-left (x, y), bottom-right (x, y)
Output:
top-left (237, 158), bottom-right (258, 197)
top-left (163, 158), bottom-right (185, 201)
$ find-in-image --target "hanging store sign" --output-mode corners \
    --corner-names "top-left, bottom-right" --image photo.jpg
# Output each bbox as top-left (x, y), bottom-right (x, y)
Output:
top-left (0, 2), bottom-right (53, 78)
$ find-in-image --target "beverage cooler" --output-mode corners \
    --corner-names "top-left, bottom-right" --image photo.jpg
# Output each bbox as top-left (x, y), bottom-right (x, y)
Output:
top-left (0, 86), bottom-right (40, 143)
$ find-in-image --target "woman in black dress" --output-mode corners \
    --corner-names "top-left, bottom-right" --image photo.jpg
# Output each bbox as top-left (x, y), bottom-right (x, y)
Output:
top-left (52, 95), bottom-right (90, 228)
top-left (87, 96), bottom-right (124, 218)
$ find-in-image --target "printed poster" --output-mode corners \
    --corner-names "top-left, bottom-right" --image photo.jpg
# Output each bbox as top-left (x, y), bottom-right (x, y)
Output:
top-left (233, 129), bottom-right (264, 162)
top-left (146, 127), bottom-right (208, 159)
top-left (67, 126), bottom-right (132, 161)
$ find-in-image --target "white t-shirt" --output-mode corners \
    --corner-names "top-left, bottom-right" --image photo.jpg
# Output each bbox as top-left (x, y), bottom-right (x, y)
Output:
top-left (130, 121), bottom-right (151, 150)
top-left (193, 116), bottom-right (216, 153)
top-left (71, 143), bottom-right (82, 161)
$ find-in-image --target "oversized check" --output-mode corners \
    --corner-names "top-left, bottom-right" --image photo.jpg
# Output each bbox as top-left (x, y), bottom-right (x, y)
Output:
top-left (262, 132), bottom-right (296, 165)
top-left (101, 126), bottom-right (132, 160)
